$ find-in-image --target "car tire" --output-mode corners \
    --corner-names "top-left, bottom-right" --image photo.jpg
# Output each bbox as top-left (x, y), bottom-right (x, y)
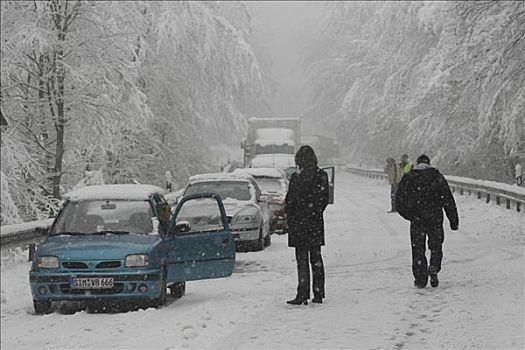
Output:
top-left (254, 227), bottom-right (265, 251)
top-left (152, 280), bottom-right (166, 308)
top-left (169, 282), bottom-right (186, 299)
top-left (33, 300), bottom-right (52, 314)
top-left (264, 231), bottom-right (271, 247)
top-left (151, 269), bottom-right (167, 308)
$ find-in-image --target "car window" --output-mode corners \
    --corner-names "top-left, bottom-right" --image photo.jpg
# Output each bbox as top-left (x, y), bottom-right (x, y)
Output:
top-left (175, 197), bottom-right (225, 234)
top-left (184, 181), bottom-right (251, 201)
top-left (50, 200), bottom-right (154, 235)
top-left (254, 177), bottom-right (284, 194)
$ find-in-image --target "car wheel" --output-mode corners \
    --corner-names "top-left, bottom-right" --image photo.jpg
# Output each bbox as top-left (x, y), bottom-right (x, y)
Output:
top-left (151, 270), bottom-right (167, 308)
top-left (152, 280), bottom-right (166, 308)
top-left (264, 231), bottom-right (271, 247)
top-left (33, 300), bottom-right (52, 314)
top-left (169, 282), bottom-right (186, 299)
top-left (254, 227), bottom-right (265, 251)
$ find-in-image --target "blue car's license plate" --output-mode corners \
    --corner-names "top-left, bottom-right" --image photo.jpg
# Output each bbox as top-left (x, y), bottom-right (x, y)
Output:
top-left (69, 277), bottom-right (114, 289)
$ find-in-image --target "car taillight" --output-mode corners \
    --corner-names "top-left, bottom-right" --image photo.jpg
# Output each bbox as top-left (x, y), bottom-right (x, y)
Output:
top-left (268, 197), bottom-right (283, 205)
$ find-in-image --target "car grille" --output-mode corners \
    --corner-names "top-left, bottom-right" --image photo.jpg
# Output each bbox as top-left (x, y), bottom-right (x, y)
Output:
top-left (62, 262), bottom-right (88, 269)
top-left (96, 261), bottom-right (121, 269)
top-left (62, 261), bottom-right (122, 269)
top-left (60, 283), bottom-right (125, 295)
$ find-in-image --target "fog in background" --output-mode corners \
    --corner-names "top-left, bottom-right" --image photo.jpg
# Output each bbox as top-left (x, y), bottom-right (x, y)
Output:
top-left (246, 1), bottom-right (327, 126)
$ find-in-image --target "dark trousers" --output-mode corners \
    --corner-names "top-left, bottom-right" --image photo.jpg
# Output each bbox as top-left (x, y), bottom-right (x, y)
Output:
top-left (295, 245), bottom-right (325, 299)
top-left (390, 184), bottom-right (398, 211)
top-left (410, 221), bottom-right (444, 282)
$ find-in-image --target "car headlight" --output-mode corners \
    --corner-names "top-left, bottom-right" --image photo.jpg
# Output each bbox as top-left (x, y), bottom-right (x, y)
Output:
top-left (232, 214), bottom-right (257, 225)
top-left (125, 254), bottom-right (149, 267)
top-left (37, 256), bottom-right (59, 269)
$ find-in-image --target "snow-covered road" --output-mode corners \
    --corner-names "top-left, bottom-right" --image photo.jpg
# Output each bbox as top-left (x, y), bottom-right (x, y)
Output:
top-left (1, 171), bottom-right (523, 350)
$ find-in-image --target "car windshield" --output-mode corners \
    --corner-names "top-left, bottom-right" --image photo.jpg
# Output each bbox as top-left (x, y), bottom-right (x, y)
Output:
top-left (254, 177), bottom-right (284, 194)
top-left (50, 200), bottom-right (154, 235)
top-left (185, 181), bottom-right (251, 201)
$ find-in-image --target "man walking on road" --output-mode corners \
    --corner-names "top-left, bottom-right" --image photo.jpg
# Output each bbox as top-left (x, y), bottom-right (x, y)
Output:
top-left (395, 154), bottom-right (459, 288)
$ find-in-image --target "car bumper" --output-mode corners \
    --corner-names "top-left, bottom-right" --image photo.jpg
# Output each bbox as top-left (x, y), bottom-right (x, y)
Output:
top-left (231, 226), bottom-right (261, 251)
top-left (29, 270), bottom-right (163, 302)
top-left (270, 216), bottom-right (287, 234)
top-left (231, 227), bottom-right (259, 242)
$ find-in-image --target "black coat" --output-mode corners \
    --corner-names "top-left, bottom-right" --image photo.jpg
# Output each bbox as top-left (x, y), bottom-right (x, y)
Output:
top-left (395, 165), bottom-right (459, 228)
top-left (285, 166), bottom-right (329, 247)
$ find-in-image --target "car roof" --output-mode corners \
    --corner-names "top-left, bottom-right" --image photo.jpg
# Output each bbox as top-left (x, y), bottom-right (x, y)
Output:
top-left (64, 184), bottom-right (165, 201)
top-left (188, 172), bottom-right (253, 185)
top-left (233, 167), bottom-right (287, 179)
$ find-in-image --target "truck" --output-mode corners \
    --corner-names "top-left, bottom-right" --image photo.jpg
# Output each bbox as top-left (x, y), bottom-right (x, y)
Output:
top-left (241, 118), bottom-right (301, 167)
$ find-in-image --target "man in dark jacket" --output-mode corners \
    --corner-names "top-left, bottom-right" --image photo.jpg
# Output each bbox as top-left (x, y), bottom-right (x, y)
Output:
top-left (285, 145), bottom-right (329, 304)
top-left (396, 154), bottom-right (459, 288)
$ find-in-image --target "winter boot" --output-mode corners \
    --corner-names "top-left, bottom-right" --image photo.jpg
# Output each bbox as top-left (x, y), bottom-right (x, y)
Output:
top-left (414, 275), bottom-right (428, 288)
top-left (287, 296), bottom-right (308, 305)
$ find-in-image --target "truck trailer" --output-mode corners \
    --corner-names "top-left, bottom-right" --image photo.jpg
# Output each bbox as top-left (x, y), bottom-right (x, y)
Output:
top-left (241, 118), bottom-right (301, 167)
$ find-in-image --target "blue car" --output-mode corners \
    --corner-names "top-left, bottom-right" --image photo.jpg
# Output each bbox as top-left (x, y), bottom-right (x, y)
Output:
top-left (29, 184), bottom-right (235, 314)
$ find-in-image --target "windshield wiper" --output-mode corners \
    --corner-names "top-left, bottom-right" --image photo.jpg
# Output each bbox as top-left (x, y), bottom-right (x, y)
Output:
top-left (91, 230), bottom-right (131, 235)
top-left (50, 232), bottom-right (84, 236)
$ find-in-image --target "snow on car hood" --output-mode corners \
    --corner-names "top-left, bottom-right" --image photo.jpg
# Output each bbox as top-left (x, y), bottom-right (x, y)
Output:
top-left (37, 234), bottom-right (159, 261)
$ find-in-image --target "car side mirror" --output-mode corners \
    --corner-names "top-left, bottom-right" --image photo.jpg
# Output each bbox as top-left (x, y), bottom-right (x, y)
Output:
top-left (172, 220), bottom-right (191, 234)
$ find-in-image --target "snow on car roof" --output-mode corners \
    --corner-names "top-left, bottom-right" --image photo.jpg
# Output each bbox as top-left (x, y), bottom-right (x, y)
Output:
top-left (250, 154), bottom-right (296, 168)
top-left (64, 184), bottom-right (165, 201)
top-left (188, 172), bottom-right (253, 184)
top-left (233, 167), bottom-right (287, 179)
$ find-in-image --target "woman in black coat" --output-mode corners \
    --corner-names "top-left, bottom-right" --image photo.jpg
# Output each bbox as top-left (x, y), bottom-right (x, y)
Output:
top-left (285, 145), bottom-right (329, 305)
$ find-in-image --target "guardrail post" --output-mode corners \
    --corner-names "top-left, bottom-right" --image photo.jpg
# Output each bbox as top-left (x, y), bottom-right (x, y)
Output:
top-left (28, 243), bottom-right (36, 262)
top-left (486, 193), bottom-right (490, 203)
top-left (496, 196), bottom-right (501, 206)
top-left (477, 192), bottom-right (481, 199)
top-left (460, 188), bottom-right (464, 195)
top-left (517, 202), bottom-right (521, 213)
top-left (506, 199), bottom-right (511, 209)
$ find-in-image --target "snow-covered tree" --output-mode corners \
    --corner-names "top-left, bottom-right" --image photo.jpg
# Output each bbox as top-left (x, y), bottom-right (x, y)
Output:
top-left (303, 1), bottom-right (524, 181)
top-left (1, 1), bottom-right (266, 222)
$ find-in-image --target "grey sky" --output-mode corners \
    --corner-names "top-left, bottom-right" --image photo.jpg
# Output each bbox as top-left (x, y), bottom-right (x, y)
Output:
top-left (246, 1), bottom-right (327, 118)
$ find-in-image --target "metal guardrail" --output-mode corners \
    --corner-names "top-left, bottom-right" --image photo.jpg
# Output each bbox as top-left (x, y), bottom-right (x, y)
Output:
top-left (1, 219), bottom-right (53, 260)
top-left (345, 166), bottom-right (524, 213)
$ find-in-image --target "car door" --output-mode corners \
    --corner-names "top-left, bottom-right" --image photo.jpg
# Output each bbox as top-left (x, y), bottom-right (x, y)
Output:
top-left (164, 193), bottom-right (235, 283)
top-left (321, 166), bottom-right (335, 204)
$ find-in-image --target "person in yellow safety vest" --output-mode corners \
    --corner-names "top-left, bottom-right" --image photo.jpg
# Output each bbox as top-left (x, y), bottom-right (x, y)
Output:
top-left (400, 154), bottom-right (414, 175)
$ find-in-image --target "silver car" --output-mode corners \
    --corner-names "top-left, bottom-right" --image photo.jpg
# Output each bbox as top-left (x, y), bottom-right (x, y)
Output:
top-left (182, 173), bottom-right (271, 251)
top-left (233, 167), bottom-right (288, 234)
